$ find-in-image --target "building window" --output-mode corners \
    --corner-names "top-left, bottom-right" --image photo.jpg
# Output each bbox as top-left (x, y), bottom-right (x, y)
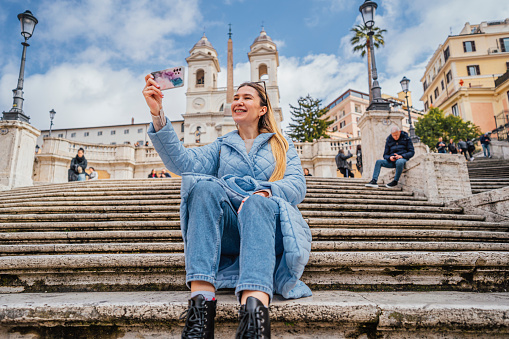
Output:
top-left (98, 131), bottom-right (103, 136)
top-left (500, 37), bottom-right (509, 52)
top-left (423, 80), bottom-right (428, 91)
top-left (434, 87), bottom-right (439, 99)
top-left (424, 101), bottom-right (429, 111)
top-left (111, 130), bottom-right (116, 135)
top-left (332, 126), bottom-right (338, 132)
top-left (356, 117), bottom-right (360, 123)
top-left (358, 131), bottom-right (361, 137)
top-left (84, 132), bottom-right (89, 137)
top-left (340, 121), bottom-right (346, 128)
top-left (446, 71), bottom-right (453, 84)
top-left (71, 132), bottom-right (76, 138)
top-left (441, 80), bottom-right (445, 90)
top-left (196, 69), bottom-right (205, 86)
top-left (124, 129), bottom-right (129, 134)
top-left (467, 65), bottom-right (480, 76)
top-left (58, 133), bottom-right (64, 138)
top-left (430, 95), bottom-right (433, 104)
top-left (181, 123), bottom-right (185, 133)
top-left (342, 110), bottom-right (346, 117)
top-left (43, 134), bottom-right (49, 138)
top-left (443, 46), bottom-right (450, 62)
top-left (452, 104), bottom-right (459, 117)
top-left (506, 62), bottom-right (509, 71)
top-left (463, 41), bottom-right (476, 52)
top-left (111, 142), bottom-right (116, 145)
top-left (138, 128), bottom-right (143, 133)
top-left (124, 141), bottom-right (130, 145)
top-left (354, 105), bottom-right (361, 113)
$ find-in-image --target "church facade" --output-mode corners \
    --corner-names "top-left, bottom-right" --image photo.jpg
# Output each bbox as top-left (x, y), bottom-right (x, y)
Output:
top-left (182, 29), bottom-right (282, 146)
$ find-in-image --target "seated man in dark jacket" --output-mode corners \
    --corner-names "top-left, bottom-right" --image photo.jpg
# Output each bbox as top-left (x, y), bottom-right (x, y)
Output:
top-left (365, 126), bottom-right (415, 188)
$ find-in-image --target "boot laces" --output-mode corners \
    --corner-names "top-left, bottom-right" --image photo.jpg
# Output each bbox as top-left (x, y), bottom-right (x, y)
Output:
top-left (180, 303), bottom-right (207, 339)
top-left (236, 307), bottom-right (263, 339)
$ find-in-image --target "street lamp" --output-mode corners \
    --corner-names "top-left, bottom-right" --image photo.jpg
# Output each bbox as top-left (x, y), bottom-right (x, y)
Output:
top-left (400, 76), bottom-right (420, 143)
top-left (359, 0), bottom-right (390, 111)
top-left (2, 10), bottom-right (38, 123)
top-left (49, 109), bottom-right (56, 136)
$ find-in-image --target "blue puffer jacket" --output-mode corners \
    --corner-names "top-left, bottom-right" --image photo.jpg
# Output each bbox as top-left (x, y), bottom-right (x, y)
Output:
top-left (147, 118), bottom-right (312, 299)
top-left (383, 131), bottom-right (415, 161)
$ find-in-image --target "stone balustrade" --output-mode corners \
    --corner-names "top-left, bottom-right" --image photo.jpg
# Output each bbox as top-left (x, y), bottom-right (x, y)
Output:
top-left (34, 136), bottom-right (351, 183)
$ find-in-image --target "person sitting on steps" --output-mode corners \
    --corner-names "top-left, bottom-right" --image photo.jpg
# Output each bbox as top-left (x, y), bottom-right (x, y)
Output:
top-left (365, 126), bottom-right (415, 188)
top-left (143, 76), bottom-right (311, 339)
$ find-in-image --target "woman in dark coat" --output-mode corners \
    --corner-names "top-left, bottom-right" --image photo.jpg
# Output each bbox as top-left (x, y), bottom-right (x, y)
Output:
top-left (335, 149), bottom-right (354, 178)
top-left (68, 148), bottom-right (87, 182)
top-left (356, 145), bottom-right (363, 174)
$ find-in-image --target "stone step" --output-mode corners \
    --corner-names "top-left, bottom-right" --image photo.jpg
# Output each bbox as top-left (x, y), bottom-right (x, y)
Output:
top-left (0, 196), bottom-right (444, 209)
top-left (470, 178), bottom-right (509, 182)
top-left (1, 228), bottom-right (508, 245)
top-left (1, 251), bottom-right (508, 293)
top-left (0, 210), bottom-right (485, 223)
top-left (2, 241), bottom-right (509, 255)
top-left (1, 291), bottom-right (508, 338)
top-left (0, 203), bottom-right (462, 215)
top-left (308, 218), bottom-right (507, 231)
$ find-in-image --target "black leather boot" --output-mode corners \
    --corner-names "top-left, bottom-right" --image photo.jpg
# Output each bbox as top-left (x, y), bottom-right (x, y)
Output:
top-left (180, 294), bottom-right (216, 339)
top-left (235, 296), bottom-right (270, 339)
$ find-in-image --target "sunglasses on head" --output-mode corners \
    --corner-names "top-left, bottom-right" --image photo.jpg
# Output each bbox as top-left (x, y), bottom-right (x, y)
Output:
top-left (249, 81), bottom-right (268, 105)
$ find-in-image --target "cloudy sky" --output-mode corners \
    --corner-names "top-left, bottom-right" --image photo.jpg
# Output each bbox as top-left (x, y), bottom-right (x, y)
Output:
top-left (0, 0), bottom-right (507, 132)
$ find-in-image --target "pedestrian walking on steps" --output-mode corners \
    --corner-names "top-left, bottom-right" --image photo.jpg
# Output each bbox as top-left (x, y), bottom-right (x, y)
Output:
top-left (467, 139), bottom-right (475, 161)
top-left (335, 149), bottom-right (354, 178)
top-left (458, 139), bottom-right (469, 160)
top-left (356, 145), bottom-right (363, 175)
top-left (68, 148), bottom-right (88, 182)
top-left (480, 133), bottom-right (492, 158)
top-left (365, 126), bottom-right (415, 188)
top-left (448, 139), bottom-right (458, 154)
top-left (143, 76), bottom-right (311, 339)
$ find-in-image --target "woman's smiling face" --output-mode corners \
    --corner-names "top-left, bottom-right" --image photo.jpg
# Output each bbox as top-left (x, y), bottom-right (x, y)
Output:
top-left (231, 85), bottom-right (267, 128)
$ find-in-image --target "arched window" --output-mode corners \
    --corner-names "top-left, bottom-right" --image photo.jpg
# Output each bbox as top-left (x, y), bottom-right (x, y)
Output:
top-left (259, 64), bottom-right (268, 81)
top-left (219, 103), bottom-right (224, 111)
top-left (196, 69), bottom-right (205, 86)
top-left (181, 123), bottom-right (185, 132)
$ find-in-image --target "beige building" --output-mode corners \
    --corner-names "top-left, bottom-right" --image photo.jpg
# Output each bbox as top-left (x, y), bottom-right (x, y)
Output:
top-left (420, 19), bottom-right (509, 134)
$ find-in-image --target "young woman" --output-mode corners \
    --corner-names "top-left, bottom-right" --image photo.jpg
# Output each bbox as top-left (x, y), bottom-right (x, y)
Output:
top-left (142, 75), bottom-right (311, 338)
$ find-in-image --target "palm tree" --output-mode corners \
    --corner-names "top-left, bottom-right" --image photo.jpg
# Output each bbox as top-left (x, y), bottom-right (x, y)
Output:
top-left (350, 24), bottom-right (387, 103)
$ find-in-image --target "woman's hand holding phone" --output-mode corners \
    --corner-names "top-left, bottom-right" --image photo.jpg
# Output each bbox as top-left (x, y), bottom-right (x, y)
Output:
top-left (143, 74), bottom-right (164, 116)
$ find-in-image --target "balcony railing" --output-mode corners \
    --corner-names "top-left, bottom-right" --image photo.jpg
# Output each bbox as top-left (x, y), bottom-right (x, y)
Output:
top-left (495, 70), bottom-right (509, 88)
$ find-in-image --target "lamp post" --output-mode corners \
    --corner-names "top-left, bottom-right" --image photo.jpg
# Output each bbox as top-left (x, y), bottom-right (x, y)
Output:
top-left (400, 76), bottom-right (420, 143)
top-left (49, 109), bottom-right (56, 136)
top-left (2, 10), bottom-right (38, 123)
top-left (359, 0), bottom-right (390, 111)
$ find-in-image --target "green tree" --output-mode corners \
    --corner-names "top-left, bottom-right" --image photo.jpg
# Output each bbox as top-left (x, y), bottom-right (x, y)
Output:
top-left (415, 107), bottom-right (482, 150)
top-left (287, 95), bottom-right (332, 142)
top-left (350, 24), bottom-right (387, 102)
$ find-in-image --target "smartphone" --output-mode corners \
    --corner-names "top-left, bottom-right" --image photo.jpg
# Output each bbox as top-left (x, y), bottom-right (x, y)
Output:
top-left (151, 66), bottom-right (185, 90)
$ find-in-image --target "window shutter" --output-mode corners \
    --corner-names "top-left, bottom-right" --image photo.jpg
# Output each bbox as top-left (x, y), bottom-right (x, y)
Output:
top-left (463, 42), bottom-right (467, 52)
top-left (501, 38), bottom-right (506, 52)
top-left (467, 66), bottom-right (471, 76)
top-left (472, 41), bottom-right (476, 52)
top-left (476, 65), bottom-right (480, 75)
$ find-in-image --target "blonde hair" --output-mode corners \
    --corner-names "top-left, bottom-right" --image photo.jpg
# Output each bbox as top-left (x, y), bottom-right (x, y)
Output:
top-left (237, 82), bottom-right (289, 181)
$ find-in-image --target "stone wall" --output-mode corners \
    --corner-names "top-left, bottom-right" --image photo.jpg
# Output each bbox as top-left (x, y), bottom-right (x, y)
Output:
top-left (450, 186), bottom-right (509, 222)
top-left (0, 120), bottom-right (40, 190)
top-left (380, 153), bottom-right (473, 203)
top-left (491, 140), bottom-right (509, 160)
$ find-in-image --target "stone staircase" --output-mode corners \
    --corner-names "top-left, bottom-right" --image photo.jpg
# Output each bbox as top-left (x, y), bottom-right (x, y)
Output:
top-left (0, 178), bottom-right (508, 338)
top-left (468, 157), bottom-right (509, 193)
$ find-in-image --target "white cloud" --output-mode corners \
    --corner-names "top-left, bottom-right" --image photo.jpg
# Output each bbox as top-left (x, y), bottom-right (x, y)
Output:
top-left (0, 62), bottom-right (187, 130)
top-left (37, 0), bottom-right (201, 63)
